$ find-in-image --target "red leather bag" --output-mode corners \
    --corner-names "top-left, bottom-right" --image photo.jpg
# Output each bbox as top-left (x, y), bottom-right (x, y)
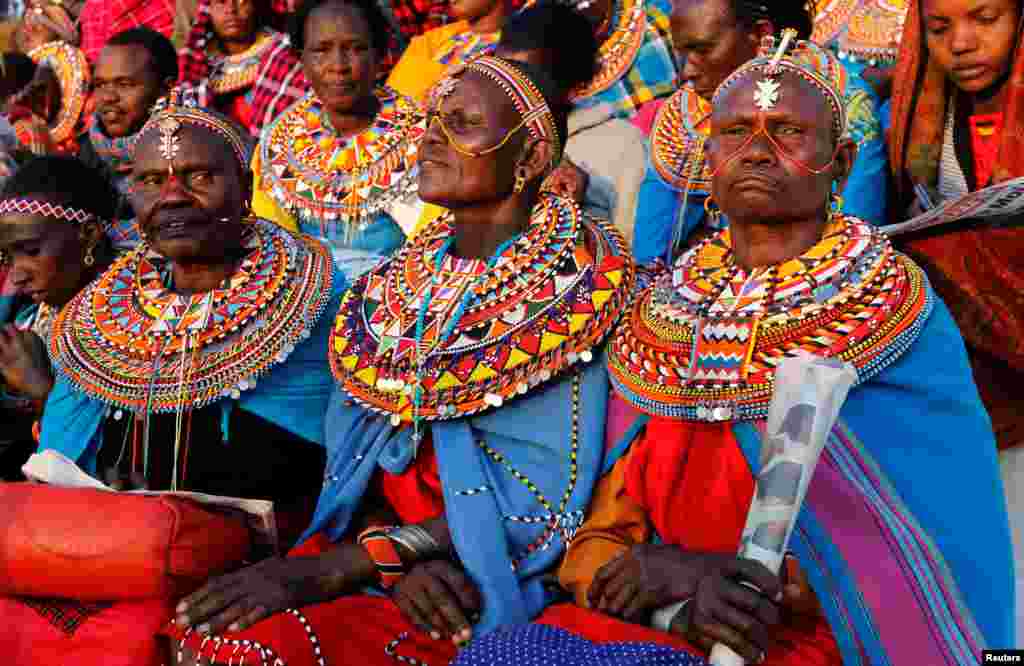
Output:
top-left (0, 484), bottom-right (251, 600)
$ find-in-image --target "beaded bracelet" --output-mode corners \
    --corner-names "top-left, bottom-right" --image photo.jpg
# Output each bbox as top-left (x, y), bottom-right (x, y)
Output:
top-left (358, 526), bottom-right (406, 589)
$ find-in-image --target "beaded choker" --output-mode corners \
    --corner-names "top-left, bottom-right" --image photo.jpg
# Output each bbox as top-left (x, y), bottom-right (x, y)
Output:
top-left (330, 194), bottom-right (634, 422)
top-left (27, 41), bottom-right (90, 146)
top-left (207, 29), bottom-right (279, 95)
top-left (570, 0), bottom-right (647, 101)
top-left (259, 87), bottom-right (425, 238)
top-left (50, 219), bottom-right (335, 413)
top-left (608, 215), bottom-right (932, 422)
top-left (88, 119), bottom-right (140, 175)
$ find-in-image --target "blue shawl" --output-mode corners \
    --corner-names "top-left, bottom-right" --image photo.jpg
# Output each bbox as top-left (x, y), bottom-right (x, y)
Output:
top-left (303, 355), bottom-right (621, 634)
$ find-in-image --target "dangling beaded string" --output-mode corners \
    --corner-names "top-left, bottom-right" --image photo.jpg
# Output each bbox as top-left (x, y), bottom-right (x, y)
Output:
top-left (406, 224), bottom-right (524, 447)
top-left (171, 292), bottom-right (214, 491)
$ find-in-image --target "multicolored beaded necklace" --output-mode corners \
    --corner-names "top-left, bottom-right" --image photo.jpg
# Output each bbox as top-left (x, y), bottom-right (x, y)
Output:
top-left (27, 41), bottom-right (90, 147)
top-left (206, 29), bottom-right (280, 95)
top-left (88, 118), bottom-right (141, 177)
top-left (570, 0), bottom-right (647, 101)
top-left (811, 0), bottom-right (909, 66)
top-left (330, 193), bottom-right (635, 425)
top-left (50, 219), bottom-right (336, 484)
top-left (434, 30), bottom-right (499, 66)
top-left (608, 214), bottom-right (932, 422)
top-left (259, 87), bottom-right (425, 244)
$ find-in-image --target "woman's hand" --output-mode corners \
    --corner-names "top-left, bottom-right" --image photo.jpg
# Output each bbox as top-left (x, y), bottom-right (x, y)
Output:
top-left (672, 557), bottom-right (783, 664)
top-left (175, 543), bottom-right (375, 635)
top-left (0, 326), bottom-right (53, 402)
top-left (391, 560), bottom-right (481, 646)
top-left (587, 545), bottom-right (734, 622)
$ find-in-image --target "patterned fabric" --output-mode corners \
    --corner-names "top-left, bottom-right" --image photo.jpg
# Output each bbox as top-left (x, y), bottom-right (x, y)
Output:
top-left (435, 29), bottom-right (499, 66)
top-left (49, 219), bottom-right (336, 413)
top-left (452, 623), bottom-right (709, 666)
top-left (248, 35), bottom-right (308, 134)
top-left (572, 0), bottom-right (678, 120)
top-left (17, 598), bottom-right (114, 636)
top-left (389, 0), bottom-right (450, 39)
top-left (26, 41), bottom-right (90, 149)
top-left (812, 0), bottom-right (910, 66)
top-left (79, 0), bottom-right (175, 62)
top-left (330, 195), bottom-right (634, 422)
top-left (609, 216), bottom-right (932, 421)
top-left (257, 87), bottom-right (424, 239)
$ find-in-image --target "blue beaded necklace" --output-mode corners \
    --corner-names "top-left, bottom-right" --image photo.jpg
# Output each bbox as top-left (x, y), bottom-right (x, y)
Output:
top-left (408, 231), bottom-right (522, 447)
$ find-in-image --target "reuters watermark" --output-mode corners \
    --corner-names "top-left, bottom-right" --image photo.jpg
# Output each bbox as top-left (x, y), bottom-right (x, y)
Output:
top-left (985, 650), bottom-right (1024, 663)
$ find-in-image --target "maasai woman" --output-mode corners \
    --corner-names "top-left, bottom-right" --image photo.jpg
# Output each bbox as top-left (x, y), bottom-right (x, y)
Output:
top-left (252, 0), bottom-right (427, 282)
top-left (632, 0), bottom-right (888, 269)
top-left (888, 0), bottom-right (1024, 639)
top-left (1, 90), bottom-right (340, 665)
top-left (178, 0), bottom-right (290, 135)
top-left (454, 33), bottom-right (1014, 666)
top-left (80, 27), bottom-right (177, 252)
top-left (168, 54), bottom-right (635, 666)
top-left (386, 0), bottom-right (507, 103)
top-left (15, 0), bottom-right (89, 153)
top-left (0, 156), bottom-right (116, 480)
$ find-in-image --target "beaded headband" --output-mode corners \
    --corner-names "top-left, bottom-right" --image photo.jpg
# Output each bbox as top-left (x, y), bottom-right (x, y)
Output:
top-left (137, 87), bottom-right (251, 171)
top-left (454, 56), bottom-right (562, 170)
top-left (0, 198), bottom-right (98, 224)
top-left (712, 31), bottom-right (848, 140)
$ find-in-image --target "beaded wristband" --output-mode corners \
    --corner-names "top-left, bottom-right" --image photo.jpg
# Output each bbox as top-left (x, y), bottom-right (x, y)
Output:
top-left (358, 526), bottom-right (406, 589)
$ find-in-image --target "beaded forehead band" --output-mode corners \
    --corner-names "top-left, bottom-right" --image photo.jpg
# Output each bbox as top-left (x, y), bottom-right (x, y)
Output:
top-left (713, 31), bottom-right (848, 140)
top-left (0, 198), bottom-right (98, 224)
top-left (436, 56), bottom-right (562, 170)
top-left (137, 87), bottom-right (251, 170)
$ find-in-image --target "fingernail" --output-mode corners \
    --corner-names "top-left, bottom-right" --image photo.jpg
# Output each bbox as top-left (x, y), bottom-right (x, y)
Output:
top-left (758, 650), bottom-right (766, 664)
top-left (460, 627), bottom-right (472, 640)
top-left (774, 590), bottom-right (783, 603)
top-left (228, 623), bottom-right (240, 632)
top-left (176, 615), bottom-right (189, 627)
top-left (430, 631), bottom-right (441, 640)
top-left (176, 602), bottom-right (188, 613)
top-left (197, 624), bottom-right (210, 635)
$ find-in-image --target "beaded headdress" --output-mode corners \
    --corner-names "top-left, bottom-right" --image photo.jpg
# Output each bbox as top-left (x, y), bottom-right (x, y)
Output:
top-left (437, 56), bottom-right (562, 171)
top-left (0, 198), bottom-right (99, 225)
top-left (136, 87), bottom-right (252, 171)
top-left (713, 30), bottom-right (849, 140)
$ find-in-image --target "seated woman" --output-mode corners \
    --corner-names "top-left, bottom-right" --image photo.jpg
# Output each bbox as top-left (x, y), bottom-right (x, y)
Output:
top-left (0, 156), bottom-right (116, 479)
top-left (386, 0), bottom-right (507, 103)
top-left (168, 54), bottom-right (634, 666)
top-left (454, 33), bottom-right (1014, 666)
top-left (80, 27), bottom-right (177, 252)
top-left (888, 0), bottom-right (1024, 637)
top-left (178, 0), bottom-right (291, 136)
top-left (15, 0), bottom-right (90, 154)
top-left (252, 0), bottom-right (428, 282)
top-left (38, 88), bottom-right (339, 545)
top-left (632, 0), bottom-right (888, 268)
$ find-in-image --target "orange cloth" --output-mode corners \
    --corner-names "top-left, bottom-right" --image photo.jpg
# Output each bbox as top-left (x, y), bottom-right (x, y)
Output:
top-left (558, 416), bottom-right (840, 665)
top-left (888, 0), bottom-right (1024, 449)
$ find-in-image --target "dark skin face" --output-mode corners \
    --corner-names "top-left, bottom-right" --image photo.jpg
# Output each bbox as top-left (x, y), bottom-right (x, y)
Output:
top-left (94, 44), bottom-right (172, 139)
top-left (922, 0), bottom-right (1020, 101)
top-left (130, 125), bottom-right (251, 291)
top-left (417, 71), bottom-right (553, 258)
top-left (671, 0), bottom-right (766, 100)
top-left (706, 72), bottom-right (856, 269)
top-left (0, 215), bottom-right (104, 307)
top-left (209, 0), bottom-right (259, 54)
top-left (301, 2), bottom-right (380, 136)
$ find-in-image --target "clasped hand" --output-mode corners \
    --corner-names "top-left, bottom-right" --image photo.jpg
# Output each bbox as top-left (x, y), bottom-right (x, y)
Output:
top-left (0, 325), bottom-right (53, 402)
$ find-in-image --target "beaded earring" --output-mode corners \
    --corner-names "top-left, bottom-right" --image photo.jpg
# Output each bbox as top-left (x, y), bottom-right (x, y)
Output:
top-left (827, 191), bottom-right (843, 223)
top-left (513, 166), bottom-right (527, 194)
top-left (83, 245), bottom-right (95, 267)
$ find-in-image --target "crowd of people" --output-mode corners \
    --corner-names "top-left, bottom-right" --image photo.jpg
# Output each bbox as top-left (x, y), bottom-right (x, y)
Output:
top-left (0, 0), bottom-right (1018, 663)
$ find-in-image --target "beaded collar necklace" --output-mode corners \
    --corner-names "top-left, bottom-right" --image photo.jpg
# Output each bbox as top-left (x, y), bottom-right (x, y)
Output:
top-left (570, 0), bottom-right (647, 101)
top-left (88, 118), bottom-right (141, 175)
top-left (27, 41), bottom-right (90, 146)
top-left (330, 194), bottom-right (634, 424)
top-left (259, 87), bottom-right (425, 241)
top-left (207, 29), bottom-right (279, 95)
top-left (811, 0), bottom-right (909, 66)
top-left (608, 215), bottom-right (932, 422)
